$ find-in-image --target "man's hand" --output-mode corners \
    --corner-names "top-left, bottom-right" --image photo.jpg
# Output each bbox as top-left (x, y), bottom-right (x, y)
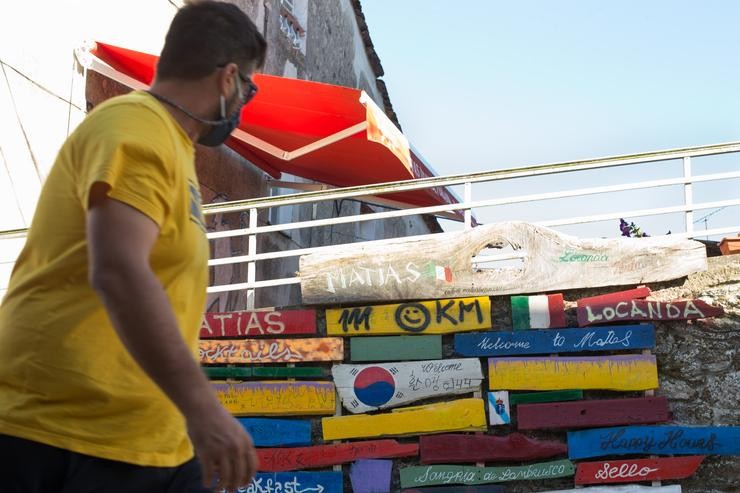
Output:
top-left (187, 403), bottom-right (258, 492)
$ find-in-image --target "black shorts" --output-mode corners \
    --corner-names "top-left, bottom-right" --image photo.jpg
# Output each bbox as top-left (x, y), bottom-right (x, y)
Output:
top-left (0, 434), bottom-right (213, 493)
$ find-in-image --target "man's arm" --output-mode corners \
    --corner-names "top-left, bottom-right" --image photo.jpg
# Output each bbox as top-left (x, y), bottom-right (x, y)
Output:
top-left (87, 185), bottom-right (257, 491)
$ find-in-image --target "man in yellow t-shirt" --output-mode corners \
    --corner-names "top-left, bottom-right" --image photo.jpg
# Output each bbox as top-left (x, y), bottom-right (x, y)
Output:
top-left (0, 2), bottom-right (265, 492)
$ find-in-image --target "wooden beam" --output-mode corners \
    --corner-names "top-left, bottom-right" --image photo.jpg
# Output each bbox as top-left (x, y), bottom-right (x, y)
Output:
top-left (203, 366), bottom-right (252, 378)
top-left (577, 298), bottom-right (724, 326)
top-left (299, 222), bottom-right (707, 304)
top-left (247, 472), bottom-right (342, 493)
top-left (200, 309), bottom-right (316, 338)
top-left (402, 487), bottom-right (507, 493)
top-left (351, 459), bottom-right (394, 493)
top-left (321, 398), bottom-right (487, 440)
top-left (237, 418), bottom-right (311, 447)
top-left (509, 389), bottom-right (583, 406)
top-left (454, 325), bottom-right (655, 357)
top-left (538, 486), bottom-right (681, 493)
top-left (568, 425), bottom-right (740, 459)
top-left (400, 459), bottom-right (575, 488)
top-left (517, 396), bottom-right (671, 430)
top-left (576, 286), bottom-right (651, 307)
top-left (332, 359), bottom-right (483, 413)
top-left (511, 294), bottom-right (566, 330)
top-left (214, 381), bottom-right (336, 416)
top-left (420, 433), bottom-right (567, 464)
top-left (326, 297), bottom-right (491, 336)
top-left (575, 456), bottom-right (705, 485)
top-left (203, 366), bottom-right (324, 379)
top-left (488, 355), bottom-right (659, 391)
top-left (199, 337), bottom-right (343, 364)
top-left (257, 439), bottom-right (417, 472)
top-left (351, 335), bottom-right (442, 362)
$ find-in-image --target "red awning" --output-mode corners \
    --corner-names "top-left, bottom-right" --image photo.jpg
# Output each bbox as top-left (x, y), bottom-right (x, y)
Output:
top-left (90, 42), bottom-right (460, 210)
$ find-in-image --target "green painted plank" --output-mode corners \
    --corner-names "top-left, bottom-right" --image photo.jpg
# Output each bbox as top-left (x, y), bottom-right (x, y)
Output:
top-left (203, 366), bottom-right (252, 378)
top-left (252, 366), bottom-right (324, 378)
top-left (350, 335), bottom-right (443, 362)
top-left (508, 390), bottom-right (583, 406)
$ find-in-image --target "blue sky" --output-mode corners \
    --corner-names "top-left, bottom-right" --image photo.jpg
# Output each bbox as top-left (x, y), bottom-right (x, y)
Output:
top-left (362, 1), bottom-right (740, 236)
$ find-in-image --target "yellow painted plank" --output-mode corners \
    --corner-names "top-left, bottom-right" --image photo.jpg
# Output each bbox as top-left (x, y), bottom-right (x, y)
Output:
top-left (327, 297), bottom-right (491, 336)
top-left (321, 398), bottom-right (487, 440)
top-left (199, 337), bottom-right (344, 364)
top-left (214, 381), bottom-right (336, 416)
top-left (488, 355), bottom-right (658, 391)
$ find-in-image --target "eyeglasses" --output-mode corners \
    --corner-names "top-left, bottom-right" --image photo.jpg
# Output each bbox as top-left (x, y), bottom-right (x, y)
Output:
top-left (217, 64), bottom-right (258, 104)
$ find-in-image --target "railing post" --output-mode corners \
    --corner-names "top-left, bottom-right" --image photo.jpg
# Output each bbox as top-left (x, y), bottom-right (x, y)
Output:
top-left (464, 181), bottom-right (473, 230)
top-left (683, 157), bottom-right (693, 235)
top-left (246, 207), bottom-right (258, 309)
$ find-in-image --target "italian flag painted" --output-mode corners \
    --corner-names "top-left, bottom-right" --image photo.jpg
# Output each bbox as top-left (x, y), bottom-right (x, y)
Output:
top-left (425, 263), bottom-right (453, 282)
top-left (511, 294), bottom-right (566, 330)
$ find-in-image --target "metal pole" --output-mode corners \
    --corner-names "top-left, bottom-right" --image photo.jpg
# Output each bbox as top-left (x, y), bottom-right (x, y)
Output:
top-left (246, 207), bottom-right (257, 309)
top-left (683, 157), bottom-right (693, 234)
top-left (464, 182), bottom-right (473, 230)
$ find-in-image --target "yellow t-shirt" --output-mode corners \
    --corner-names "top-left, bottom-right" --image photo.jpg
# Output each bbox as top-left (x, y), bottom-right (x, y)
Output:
top-left (0, 91), bottom-right (209, 467)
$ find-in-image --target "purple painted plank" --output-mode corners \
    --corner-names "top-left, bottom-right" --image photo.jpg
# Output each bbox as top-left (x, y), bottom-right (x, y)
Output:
top-left (351, 459), bottom-right (393, 493)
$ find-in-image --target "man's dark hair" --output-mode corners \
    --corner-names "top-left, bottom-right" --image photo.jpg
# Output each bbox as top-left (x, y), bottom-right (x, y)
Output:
top-left (157, 1), bottom-right (267, 80)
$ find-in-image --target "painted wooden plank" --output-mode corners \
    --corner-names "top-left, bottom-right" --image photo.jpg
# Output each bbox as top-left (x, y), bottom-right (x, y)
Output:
top-left (517, 396), bottom-right (670, 430)
top-left (420, 433), bottom-right (567, 464)
top-left (237, 418), bottom-right (311, 447)
top-left (321, 398), bottom-right (487, 440)
top-left (402, 487), bottom-right (507, 493)
top-left (541, 486), bottom-right (681, 493)
top-left (576, 287), bottom-right (651, 308)
top-left (332, 359), bottom-right (483, 413)
top-left (511, 294), bottom-right (566, 330)
top-left (299, 222), bottom-right (707, 304)
top-left (575, 456), bottom-right (705, 485)
top-left (351, 335), bottom-right (442, 362)
top-left (350, 459), bottom-right (393, 493)
top-left (199, 337), bottom-right (343, 364)
top-left (256, 439), bottom-right (418, 472)
top-left (326, 297), bottom-right (491, 336)
top-left (200, 309), bottom-right (316, 338)
top-left (488, 355), bottom-right (658, 391)
top-left (400, 459), bottom-right (575, 488)
top-left (455, 325), bottom-right (655, 357)
top-left (251, 366), bottom-right (325, 378)
top-left (568, 425), bottom-right (740, 459)
top-left (509, 389), bottom-right (583, 405)
top-left (214, 381), bottom-right (336, 416)
top-left (577, 299), bottom-right (724, 326)
top-left (203, 366), bottom-right (253, 378)
top-left (487, 391), bottom-right (511, 425)
top-left (245, 471), bottom-right (342, 493)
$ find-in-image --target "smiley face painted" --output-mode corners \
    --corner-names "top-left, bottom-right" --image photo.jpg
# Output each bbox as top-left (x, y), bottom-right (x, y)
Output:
top-left (395, 302), bottom-right (431, 332)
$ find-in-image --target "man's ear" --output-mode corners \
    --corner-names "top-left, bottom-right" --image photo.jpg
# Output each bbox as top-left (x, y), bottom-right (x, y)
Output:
top-left (217, 62), bottom-right (239, 96)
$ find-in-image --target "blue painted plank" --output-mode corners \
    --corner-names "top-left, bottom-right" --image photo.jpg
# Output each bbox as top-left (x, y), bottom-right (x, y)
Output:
top-left (454, 325), bottom-right (655, 357)
top-left (237, 472), bottom-right (343, 493)
top-left (237, 418), bottom-right (312, 447)
top-left (351, 459), bottom-right (393, 493)
top-left (568, 425), bottom-right (740, 459)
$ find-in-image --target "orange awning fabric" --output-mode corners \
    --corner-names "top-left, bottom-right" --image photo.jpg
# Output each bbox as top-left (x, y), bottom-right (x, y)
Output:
top-left (90, 42), bottom-right (460, 209)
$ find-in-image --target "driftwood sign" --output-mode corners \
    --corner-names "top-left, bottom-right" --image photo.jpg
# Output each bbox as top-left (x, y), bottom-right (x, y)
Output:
top-left (326, 297), bottom-right (491, 336)
top-left (350, 335), bottom-right (443, 362)
top-left (246, 472), bottom-right (342, 493)
top-left (256, 439), bottom-right (418, 472)
top-left (214, 381), bottom-right (336, 416)
top-left (199, 338), bottom-right (343, 364)
top-left (489, 355), bottom-right (659, 391)
top-left (299, 222), bottom-right (707, 304)
top-left (237, 418), bottom-right (311, 447)
top-left (351, 459), bottom-right (393, 493)
top-left (568, 425), bottom-right (740, 459)
top-left (400, 459), bottom-right (575, 488)
top-left (454, 325), bottom-right (655, 357)
top-left (321, 398), bottom-right (487, 440)
top-left (332, 359), bottom-right (483, 413)
top-left (517, 396), bottom-right (670, 430)
top-left (420, 433), bottom-right (567, 464)
top-left (577, 298), bottom-right (724, 326)
top-left (200, 309), bottom-right (316, 338)
top-left (575, 456), bottom-right (705, 485)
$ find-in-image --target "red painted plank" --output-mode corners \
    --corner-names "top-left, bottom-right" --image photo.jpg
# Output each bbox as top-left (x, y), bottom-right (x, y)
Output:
top-left (575, 456), bottom-right (705, 484)
top-left (577, 299), bottom-right (724, 326)
top-left (517, 396), bottom-right (671, 430)
top-left (200, 310), bottom-right (316, 338)
top-left (419, 433), bottom-right (567, 464)
top-left (576, 287), bottom-right (651, 307)
top-left (257, 439), bottom-right (419, 472)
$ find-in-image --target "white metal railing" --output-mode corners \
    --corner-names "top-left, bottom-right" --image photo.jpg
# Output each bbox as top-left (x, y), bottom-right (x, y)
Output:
top-left (2, 141), bottom-right (739, 308)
